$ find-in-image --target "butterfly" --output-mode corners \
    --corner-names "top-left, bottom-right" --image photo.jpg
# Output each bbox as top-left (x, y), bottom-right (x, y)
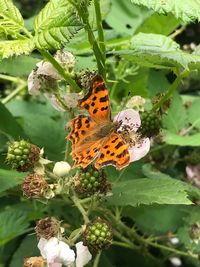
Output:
top-left (67, 74), bottom-right (130, 170)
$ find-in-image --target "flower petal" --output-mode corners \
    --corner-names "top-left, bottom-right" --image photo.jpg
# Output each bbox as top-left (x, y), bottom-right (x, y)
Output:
top-left (114, 109), bottom-right (141, 132)
top-left (44, 94), bottom-right (66, 112)
top-left (37, 61), bottom-right (61, 80)
top-left (75, 242), bottom-right (92, 267)
top-left (38, 238), bottom-right (48, 258)
top-left (129, 137), bottom-right (150, 162)
top-left (27, 69), bottom-right (41, 96)
top-left (58, 240), bottom-right (75, 266)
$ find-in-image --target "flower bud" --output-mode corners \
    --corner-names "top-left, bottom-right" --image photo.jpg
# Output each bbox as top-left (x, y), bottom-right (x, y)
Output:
top-left (22, 174), bottom-right (49, 198)
top-left (83, 218), bottom-right (113, 250)
top-left (126, 96), bottom-right (146, 111)
top-left (54, 50), bottom-right (75, 72)
top-left (53, 161), bottom-right (71, 177)
top-left (76, 70), bottom-right (97, 90)
top-left (35, 217), bottom-right (61, 239)
top-left (24, 256), bottom-right (45, 267)
top-left (6, 140), bottom-right (40, 172)
top-left (74, 166), bottom-right (111, 196)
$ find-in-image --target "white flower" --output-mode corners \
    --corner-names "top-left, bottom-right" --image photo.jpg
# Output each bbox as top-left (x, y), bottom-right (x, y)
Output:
top-left (126, 96), bottom-right (146, 111)
top-left (114, 109), bottom-right (150, 163)
top-left (38, 238), bottom-right (75, 267)
top-left (75, 242), bottom-right (92, 267)
top-left (38, 238), bottom-right (92, 267)
top-left (53, 161), bottom-right (71, 177)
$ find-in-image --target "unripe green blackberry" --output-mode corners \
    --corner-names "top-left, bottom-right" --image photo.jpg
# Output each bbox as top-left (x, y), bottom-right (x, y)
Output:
top-left (22, 173), bottom-right (49, 198)
top-left (6, 140), bottom-right (40, 172)
top-left (185, 150), bottom-right (200, 165)
top-left (83, 218), bottom-right (112, 250)
top-left (139, 111), bottom-right (162, 138)
top-left (75, 70), bottom-right (97, 90)
top-left (74, 165), bottom-right (111, 195)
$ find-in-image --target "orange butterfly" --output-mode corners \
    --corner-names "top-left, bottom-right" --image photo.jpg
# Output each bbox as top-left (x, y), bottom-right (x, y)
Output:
top-left (67, 75), bottom-right (135, 170)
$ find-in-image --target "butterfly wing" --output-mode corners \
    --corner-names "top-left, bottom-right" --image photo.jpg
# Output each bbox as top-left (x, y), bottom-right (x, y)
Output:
top-left (67, 115), bottom-right (103, 168)
top-left (79, 74), bottom-right (111, 123)
top-left (95, 133), bottom-right (130, 170)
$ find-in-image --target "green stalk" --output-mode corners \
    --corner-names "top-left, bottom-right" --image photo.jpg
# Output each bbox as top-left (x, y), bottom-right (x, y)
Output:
top-left (71, 193), bottom-right (89, 223)
top-left (94, 0), bottom-right (106, 61)
top-left (93, 251), bottom-right (102, 267)
top-left (152, 69), bottom-right (189, 112)
top-left (1, 83), bottom-right (26, 104)
top-left (39, 50), bottom-right (81, 92)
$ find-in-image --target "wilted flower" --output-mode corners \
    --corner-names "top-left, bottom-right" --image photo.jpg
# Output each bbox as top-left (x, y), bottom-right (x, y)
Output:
top-left (126, 96), bottom-right (146, 111)
top-left (38, 238), bottom-right (92, 267)
top-left (114, 109), bottom-right (150, 163)
top-left (24, 256), bottom-right (45, 267)
top-left (35, 217), bottom-right (61, 239)
top-left (53, 161), bottom-right (71, 177)
top-left (186, 163), bottom-right (200, 188)
top-left (22, 174), bottom-right (49, 198)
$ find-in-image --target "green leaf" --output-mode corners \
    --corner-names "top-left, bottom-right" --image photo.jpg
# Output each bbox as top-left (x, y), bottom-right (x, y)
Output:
top-left (0, 55), bottom-right (39, 76)
top-left (106, 1), bottom-right (151, 34)
top-left (187, 99), bottom-right (200, 129)
top-left (0, 39), bottom-right (34, 58)
top-left (123, 205), bottom-right (185, 235)
top-left (115, 33), bottom-right (200, 71)
top-left (34, 0), bottom-right (82, 50)
top-left (142, 163), bottom-right (172, 179)
top-left (0, 0), bottom-right (24, 34)
top-left (136, 13), bottom-right (180, 36)
top-left (0, 169), bottom-right (25, 194)
top-left (10, 235), bottom-right (39, 267)
top-left (130, 0), bottom-right (200, 23)
top-left (0, 102), bottom-right (26, 140)
top-left (0, 209), bottom-right (29, 246)
top-left (6, 100), bottom-right (66, 160)
top-left (106, 178), bottom-right (198, 206)
top-left (163, 93), bottom-right (187, 133)
top-left (164, 131), bottom-right (200, 147)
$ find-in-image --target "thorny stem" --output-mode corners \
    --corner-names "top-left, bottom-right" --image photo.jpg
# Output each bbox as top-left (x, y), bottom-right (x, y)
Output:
top-left (152, 69), bottom-right (189, 112)
top-left (1, 83), bottom-right (26, 104)
top-left (71, 192), bottom-right (89, 223)
top-left (39, 50), bottom-right (81, 92)
top-left (93, 251), bottom-right (102, 267)
top-left (70, 1), bottom-right (106, 79)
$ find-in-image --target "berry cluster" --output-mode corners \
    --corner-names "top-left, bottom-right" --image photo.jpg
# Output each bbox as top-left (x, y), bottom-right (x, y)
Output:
top-left (140, 111), bottom-right (162, 138)
top-left (84, 218), bottom-right (112, 250)
top-left (6, 140), bottom-right (40, 171)
top-left (74, 166), bottom-right (110, 195)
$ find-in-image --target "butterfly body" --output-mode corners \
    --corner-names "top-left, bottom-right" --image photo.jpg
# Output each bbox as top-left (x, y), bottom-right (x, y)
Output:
top-left (67, 75), bottom-right (130, 170)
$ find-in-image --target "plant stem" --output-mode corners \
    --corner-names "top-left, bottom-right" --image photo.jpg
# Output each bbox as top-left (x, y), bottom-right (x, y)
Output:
top-left (93, 251), bottom-right (102, 267)
top-left (94, 0), bottom-right (106, 61)
top-left (1, 83), bottom-right (26, 104)
top-left (152, 69), bottom-right (189, 112)
top-left (71, 193), bottom-right (89, 223)
top-left (39, 50), bottom-right (81, 92)
top-left (71, 2), bottom-right (106, 78)
top-left (0, 74), bottom-right (22, 83)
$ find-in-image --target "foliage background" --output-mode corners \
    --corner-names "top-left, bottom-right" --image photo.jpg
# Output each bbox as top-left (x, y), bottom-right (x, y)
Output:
top-left (0, 0), bottom-right (200, 266)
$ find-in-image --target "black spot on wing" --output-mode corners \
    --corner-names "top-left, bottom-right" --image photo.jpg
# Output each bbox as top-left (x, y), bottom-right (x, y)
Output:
top-left (99, 96), bottom-right (108, 102)
top-left (115, 142), bottom-right (123, 149)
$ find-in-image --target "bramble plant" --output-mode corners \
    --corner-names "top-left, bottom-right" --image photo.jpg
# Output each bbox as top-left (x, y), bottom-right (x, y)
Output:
top-left (1, 0), bottom-right (200, 267)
